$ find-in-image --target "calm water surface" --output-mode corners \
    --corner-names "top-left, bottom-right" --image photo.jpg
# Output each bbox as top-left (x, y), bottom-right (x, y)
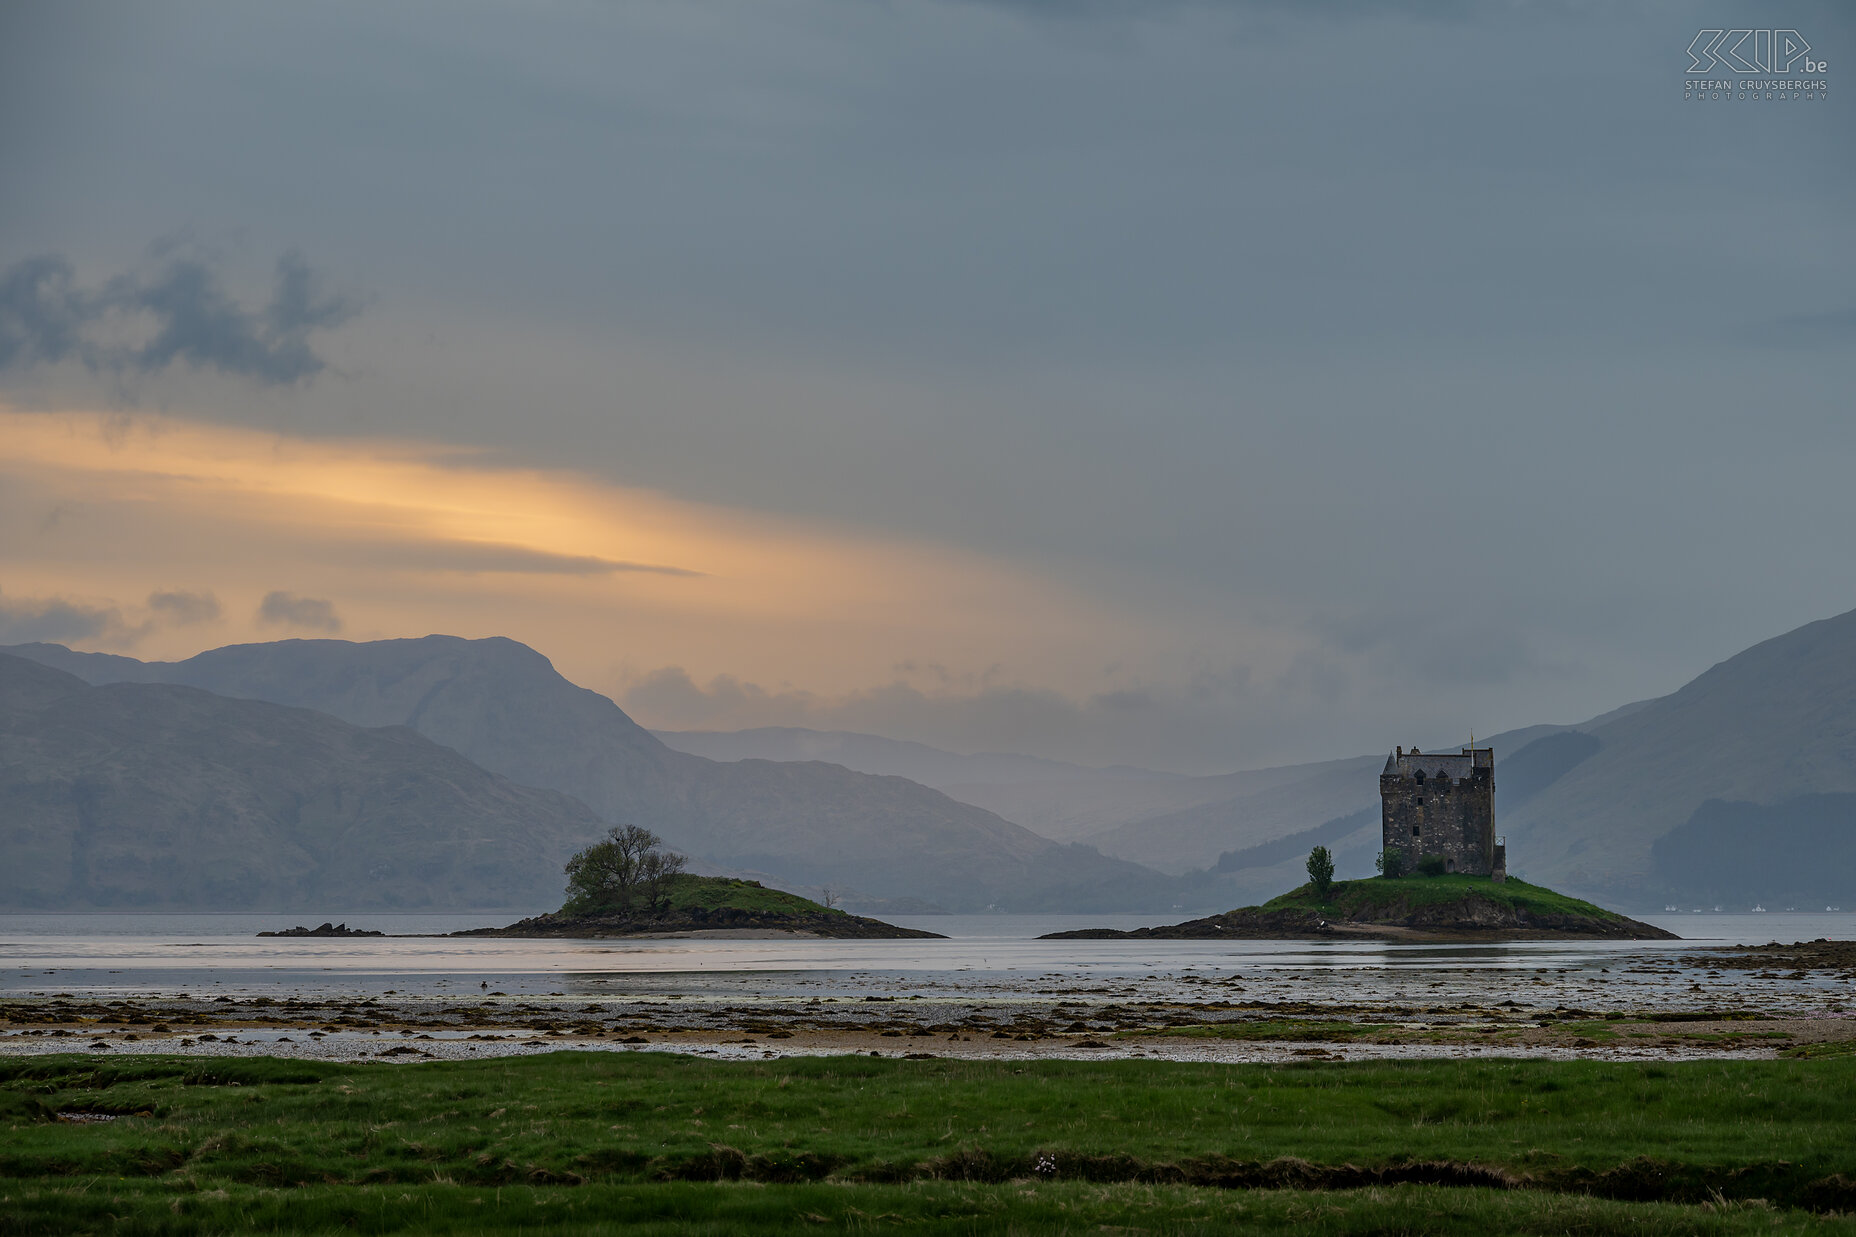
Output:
top-left (3, 912), bottom-right (1849, 1004)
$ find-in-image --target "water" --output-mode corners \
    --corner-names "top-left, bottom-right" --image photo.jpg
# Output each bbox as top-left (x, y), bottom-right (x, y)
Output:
top-left (3, 911), bottom-right (1848, 1002)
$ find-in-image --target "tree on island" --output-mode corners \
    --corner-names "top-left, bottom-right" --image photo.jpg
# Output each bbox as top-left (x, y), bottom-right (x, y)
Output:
top-left (1375, 847), bottom-right (1408, 879)
top-left (564, 824), bottom-right (687, 915)
top-left (1306, 845), bottom-right (1335, 899)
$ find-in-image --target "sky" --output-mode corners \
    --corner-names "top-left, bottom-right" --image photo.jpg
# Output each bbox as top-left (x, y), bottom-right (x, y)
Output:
top-left (1, 0), bottom-right (1851, 774)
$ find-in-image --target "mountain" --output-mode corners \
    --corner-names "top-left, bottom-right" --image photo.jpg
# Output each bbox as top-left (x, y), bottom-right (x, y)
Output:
top-left (1074, 606), bottom-right (1856, 906)
top-left (653, 727), bottom-right (1255, 841)
top-left (1650, 795), bottom-right (1856, 907)
top-left (4, 637), bottom-right (1179, 912)
top-left (0, 653), bottom-right (608, 911)
top-left (1076, 724), bottom-right (1570, 876)
top-left (1500, 606), bottom-right (1856, 903)
top-left (22, 602), bottom-right (1852, 911)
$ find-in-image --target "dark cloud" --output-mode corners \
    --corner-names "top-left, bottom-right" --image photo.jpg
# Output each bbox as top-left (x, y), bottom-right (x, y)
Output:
top-left (257, 591), bottom-right (342, 632)
top-left (147, 589), bottom-right (221, 625)
top-left (0, 592), bottom-right (138, 646)
top-left (0, 250), bottom-right (359, 386)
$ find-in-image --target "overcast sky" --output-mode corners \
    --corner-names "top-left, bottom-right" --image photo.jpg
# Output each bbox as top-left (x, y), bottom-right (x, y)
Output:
top-left (2, 0), bottom-right (1851, 773)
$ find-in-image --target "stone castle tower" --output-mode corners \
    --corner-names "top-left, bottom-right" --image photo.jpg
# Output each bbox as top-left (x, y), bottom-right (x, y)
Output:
top-left (1379, 745), bottom-right (1505, 879)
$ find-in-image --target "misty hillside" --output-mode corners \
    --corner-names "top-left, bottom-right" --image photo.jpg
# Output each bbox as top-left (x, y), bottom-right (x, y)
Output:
top-left (6, 638), bottom-right (1181, 912)
top-left (1502, 606), bottom-right (1856, 903)
top-left (0, 653), bottom-right (607, 911)
top-left (1080, 723), bottom-right (1570, 876)
top-left (19, 602), bottom-right (1852, 911)
top-left (654, 726), bottom-right (1269, 841)
top-left (1069, 606), bottom-right (1856, 906)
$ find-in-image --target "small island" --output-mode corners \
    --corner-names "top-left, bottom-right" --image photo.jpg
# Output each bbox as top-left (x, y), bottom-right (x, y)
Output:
top-left (1042, 874), bottom-right (1676, 941)
top-left (257, 922), bottom-right (384, 937)
top-left (1048, 743), bottom-right (1678, 942)
top-left (458, 825), bottom-right (943, 940)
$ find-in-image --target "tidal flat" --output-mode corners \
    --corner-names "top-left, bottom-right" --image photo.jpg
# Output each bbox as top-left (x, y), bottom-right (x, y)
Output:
top-left (4, 919), bottom-right (1853, 1066)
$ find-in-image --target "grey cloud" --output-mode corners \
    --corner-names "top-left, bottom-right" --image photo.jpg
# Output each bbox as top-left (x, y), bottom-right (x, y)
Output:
top-left (0, 257), bottom-right (87, 372)
top-left (5, 1), bottom-right (1854, 768)
top-left (1752, 307), bottom-right (1856, 349)
top-left (622, 666), bottom-right (1296, 772)
top-left (623, 668), bottom-right (800, 728)
top-left (1311, 611), bottom-right (1541, 689)
top-left (0, 250), bottom-right (359, 386)
top-left (617, 645), bottom-right (1585, 774)
top-left (257, 591), bottom-right (342, 632)
top-left (147, 589), bottom-right (222, 625)
top-left (0, 592), bottom-right (140, 646)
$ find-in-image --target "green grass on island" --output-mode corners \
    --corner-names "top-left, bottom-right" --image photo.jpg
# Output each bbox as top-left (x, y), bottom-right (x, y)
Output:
top-left (5, 1053), bottom-right (1856, 1233)
top-left (500, 873), bottom-right (946, 938)
top-left (1264, 875), bottom-right (1628, 921)
top-left (619, 874), bottom-right (840, 917)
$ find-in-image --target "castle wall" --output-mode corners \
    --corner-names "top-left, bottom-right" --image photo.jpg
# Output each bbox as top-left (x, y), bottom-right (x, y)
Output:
top-left (1379, 752), bottom-right (1495, 876)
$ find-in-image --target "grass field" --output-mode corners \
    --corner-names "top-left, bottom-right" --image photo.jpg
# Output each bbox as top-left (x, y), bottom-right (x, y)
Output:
top-left (4, 1052), bottom-right (1854, 1234)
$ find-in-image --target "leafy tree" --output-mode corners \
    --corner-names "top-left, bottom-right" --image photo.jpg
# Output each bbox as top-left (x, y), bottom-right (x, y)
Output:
top-left (1416, 855), bottom-right (1448, 877)
top-left (564, 824), bottom-right (686, 914)
top-left (1375, 847), bottom-right (1408, 879)
top-left (1306, 845), bottom-right (1335, 898)
top-left (637, 846), bottom-right (687, 912)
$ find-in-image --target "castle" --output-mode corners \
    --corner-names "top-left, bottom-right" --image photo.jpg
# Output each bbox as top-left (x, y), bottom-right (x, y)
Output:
top-left (1379, 745), bottom-right (1505, 880)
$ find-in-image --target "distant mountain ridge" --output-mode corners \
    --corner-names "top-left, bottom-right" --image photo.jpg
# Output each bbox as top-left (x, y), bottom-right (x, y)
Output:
top-left (662, 606), bottom-right (1856, 907)
top-left (0, 653), bottom-right (607, 910)
top-left (653, 726), bottom-right (1250, 841)
top-left (5, 637), bottom-right (1179, 912)
top-left (1500, 606), bottom-right (1856, 902)
top-left (13, 601), bottom-right (1855, 911)
top-left (1098, 607), bottom-right (1856, 905)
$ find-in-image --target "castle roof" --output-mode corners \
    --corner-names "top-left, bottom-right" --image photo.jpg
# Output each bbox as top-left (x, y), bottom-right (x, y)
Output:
top-left (1382, 748), bottom-right (1492, 779)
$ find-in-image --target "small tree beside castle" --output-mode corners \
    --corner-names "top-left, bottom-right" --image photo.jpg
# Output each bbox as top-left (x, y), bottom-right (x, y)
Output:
top-left (1306, 845), bottom-right (1335, 898)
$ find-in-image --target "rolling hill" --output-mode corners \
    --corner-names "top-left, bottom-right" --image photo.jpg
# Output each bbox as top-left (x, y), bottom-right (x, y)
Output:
top-left (1069, 608), bottom-right (1856, 906)
top-left (5, 637), bottom-right (1180, 912)
top-left (1500, 606), bottom-right (1856, 903)
top-left (0, 653), bottom-right (608, 910)
top-left (16, 602), bottom-right (1855, 910)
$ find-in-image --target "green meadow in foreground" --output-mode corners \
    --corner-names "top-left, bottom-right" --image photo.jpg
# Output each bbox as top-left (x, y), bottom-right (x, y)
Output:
top-left (4, 1053), bottom-right (1855, 1234)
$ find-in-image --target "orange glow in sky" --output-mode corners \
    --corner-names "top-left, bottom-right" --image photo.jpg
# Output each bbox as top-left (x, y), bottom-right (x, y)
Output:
top-left (0, 406), bottom-right (1206, 710)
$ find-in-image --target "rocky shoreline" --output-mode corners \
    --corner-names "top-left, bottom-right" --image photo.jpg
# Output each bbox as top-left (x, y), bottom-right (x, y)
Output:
top-left (453, 906), bottom-right (945, 940)
top-left (1044, 898), bottom-right (1678, 942)
top-left (4, 947), bottom-right (1849, 1066)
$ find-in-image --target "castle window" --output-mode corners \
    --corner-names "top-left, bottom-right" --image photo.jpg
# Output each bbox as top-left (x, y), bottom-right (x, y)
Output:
top-left (1411, 826), bottom-right (1421, 838)
top-left (1413, 771), bottom-right (1426, 785)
